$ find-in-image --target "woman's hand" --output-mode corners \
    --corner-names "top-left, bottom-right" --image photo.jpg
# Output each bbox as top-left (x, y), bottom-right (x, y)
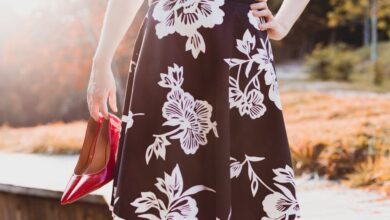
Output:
top-left (87, 61), bottom-right (118, 121)
top-left (250, 0), bottom-right (289, 40)
top-left (86, 0), bottom-right (145, 121)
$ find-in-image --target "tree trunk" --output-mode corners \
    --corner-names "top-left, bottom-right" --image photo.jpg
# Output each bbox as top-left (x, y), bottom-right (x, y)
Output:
top-left (370, 0), bottom-right (378, 61)
top-left (364, 6), bottom-right (370, 46)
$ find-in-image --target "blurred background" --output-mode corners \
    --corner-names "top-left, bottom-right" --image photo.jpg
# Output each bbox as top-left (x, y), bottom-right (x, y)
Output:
top-left (0, 0), bottom-right (389, 219)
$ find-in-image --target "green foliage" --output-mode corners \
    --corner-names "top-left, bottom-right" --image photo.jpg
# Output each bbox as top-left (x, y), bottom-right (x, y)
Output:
top-left (374, 60), bottom-right (386, 85)
top-left (328, 0), bottom-right (390, 36)
top-left (353, 41), bottom-right (390, 85)
top-left (304, 44), bottom-right (359, 81)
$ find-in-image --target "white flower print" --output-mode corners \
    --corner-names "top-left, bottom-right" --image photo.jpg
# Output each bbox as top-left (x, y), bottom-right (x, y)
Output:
top-left (131, 164), bottom-right (215, 220)
top-left (262, 184), bottom-right (300, 220)
top-left (152, 0), bottom-right (225, 58)
top-left (262, 166), bottom-right (300, 220)
top-left (146, 63), bottom-right (218, 164)
top-left (252, 37), bottom-right (282, 110)
top-left (224, 29), bottom-right (282, 118)
top-left (230, 156), bottom-right (300, 219)
top-left (224, 29), bottom-right (268, 119)
top-left (272, 165), bottom-right (296, 186)
top-left (240, 89), bottom-right (266, 119)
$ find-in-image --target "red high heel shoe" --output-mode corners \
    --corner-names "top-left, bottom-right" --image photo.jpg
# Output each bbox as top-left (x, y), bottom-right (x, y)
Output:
top-left (61, 116), bottom-right (103, 205)
top-left (61, 113), bottom-right (121, 205)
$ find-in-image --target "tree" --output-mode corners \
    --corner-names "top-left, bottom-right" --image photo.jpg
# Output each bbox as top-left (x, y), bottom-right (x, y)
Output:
top-left (327, 0), bottom-right (390, 40)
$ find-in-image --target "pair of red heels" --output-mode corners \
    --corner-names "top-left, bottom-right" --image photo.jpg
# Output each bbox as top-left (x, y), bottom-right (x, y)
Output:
top-left (61, 113), bottom-right (121, 205)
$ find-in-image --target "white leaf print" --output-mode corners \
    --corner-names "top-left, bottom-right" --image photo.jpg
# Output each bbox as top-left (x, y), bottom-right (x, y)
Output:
top-left (145, 145), bottom-right (154, 164)
top-left (268, 81), bottom-right (282, 110)
top-left (165, 164), bottom-right (184, 200)
top-left (158, 63), bottom-right (184, 88)
top-left (186, 31), bottom-right (206, 58)
top-left (167, 196), bottom-right (199, 219)
top-left (245, 155), bottom-right (265, 162)
top-left (273, 165), bottom-right (296, 186)
top-left (245, 60), bottom-right (254, 77)
top-left (181, 185), bottom-right (216, 197)
top-left (228, 86), bottom-right (244, 109)
top-left (155, 177), bottom-right (167, 195)
top-left (228, 76), bottom-right (238, 87)
top-left (131, 164), bottom-right (215, 219)
top-left (236, 30), bottom-right (256, 56)
top-left (146, 135), bottom-right (170, 164)
top-left (274, 183), bottom-right (296, 202)
top-left (253, 76), bottom-right (260, 90)
top-left (131, 192), bottom-right (159, 213)
top-left (152, 0), bottom-right (225, 58)
top-left (230, 161), bottom-right (243, 178)
top-left (251, 178), bottom-right (259, 197)
top-left (230, 156), bottom-right (237, 161)
top-left (230, 154), bottom-right (268, 197)
top-left (224, 58), bottom-right (246, 68)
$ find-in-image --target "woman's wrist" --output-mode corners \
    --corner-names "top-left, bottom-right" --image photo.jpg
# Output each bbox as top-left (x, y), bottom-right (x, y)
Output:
top-left (92, 55), bottom-right (112, 70)
top-left (274, 14), bottom-right (290, 37)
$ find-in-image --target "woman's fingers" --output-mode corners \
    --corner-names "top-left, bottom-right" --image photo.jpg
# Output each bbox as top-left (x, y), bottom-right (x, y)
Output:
top-left (87, 85), bottom-right (99, 121)
top-left (90, 100), bottom-right (100, 121)
top-left (250, 2), bottom-right (267, 10)
top-left (98, 90), bottom-right (109, 119)
top-left (108, 90), bottom-right (118, 113)
top-left (251, 9), bottom-right (272, 19)
top-left (250, 0), bottom-right (274, 28)
top-left (259, 19), bottom-right (277, 31)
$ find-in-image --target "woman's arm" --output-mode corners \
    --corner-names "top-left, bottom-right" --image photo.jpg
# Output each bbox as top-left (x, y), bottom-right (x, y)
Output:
top-left (88, 0), bottom-right (144, 121)
top-left (250, 0), bottom-right (310, 40)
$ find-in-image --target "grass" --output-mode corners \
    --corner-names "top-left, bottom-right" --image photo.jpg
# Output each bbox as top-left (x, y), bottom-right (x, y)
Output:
top-left (283, 91), bottom-right (390, 195)
top-left (0, 121), bottom-right (86, 154)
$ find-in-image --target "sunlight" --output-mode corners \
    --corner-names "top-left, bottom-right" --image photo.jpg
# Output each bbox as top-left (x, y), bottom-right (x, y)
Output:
top-left (0, 0), bottom-right (45, 15)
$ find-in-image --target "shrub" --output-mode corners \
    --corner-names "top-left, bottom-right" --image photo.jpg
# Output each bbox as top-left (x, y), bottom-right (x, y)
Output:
top-left (374, 59), bottom-right (390, 85)
top-left (304, 43), bottom-right (359, 81)
top-left (347, 156), bottom-right (390, 188)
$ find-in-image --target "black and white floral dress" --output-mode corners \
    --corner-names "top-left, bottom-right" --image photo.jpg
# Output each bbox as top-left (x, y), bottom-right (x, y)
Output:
top-left (110, 0), bottom-right (301, 219)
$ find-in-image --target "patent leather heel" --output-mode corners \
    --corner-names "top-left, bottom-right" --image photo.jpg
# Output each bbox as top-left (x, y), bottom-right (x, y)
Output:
top-left (61, 116), bottom-right (103, 205)
top-left (62, 114), bottom-right (121, 204)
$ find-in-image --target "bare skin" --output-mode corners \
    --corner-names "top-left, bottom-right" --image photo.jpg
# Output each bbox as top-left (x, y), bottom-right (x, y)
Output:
top-left (87, 0), bottom-right (310, 121)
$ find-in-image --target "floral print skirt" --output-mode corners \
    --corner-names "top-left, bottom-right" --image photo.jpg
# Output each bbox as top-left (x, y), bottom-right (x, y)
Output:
top-left (110, 0), bottom-right (301, 219)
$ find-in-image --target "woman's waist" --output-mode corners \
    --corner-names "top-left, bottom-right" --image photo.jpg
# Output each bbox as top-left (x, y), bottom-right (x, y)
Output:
top-left (226, 0), bottom-right (255, 4)
top-left (149, 0), bottom-right (256, 6)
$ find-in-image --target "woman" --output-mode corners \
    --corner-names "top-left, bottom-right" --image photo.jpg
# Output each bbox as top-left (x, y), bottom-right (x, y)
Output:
top-left (87, 0), bottom-right (310, 219)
